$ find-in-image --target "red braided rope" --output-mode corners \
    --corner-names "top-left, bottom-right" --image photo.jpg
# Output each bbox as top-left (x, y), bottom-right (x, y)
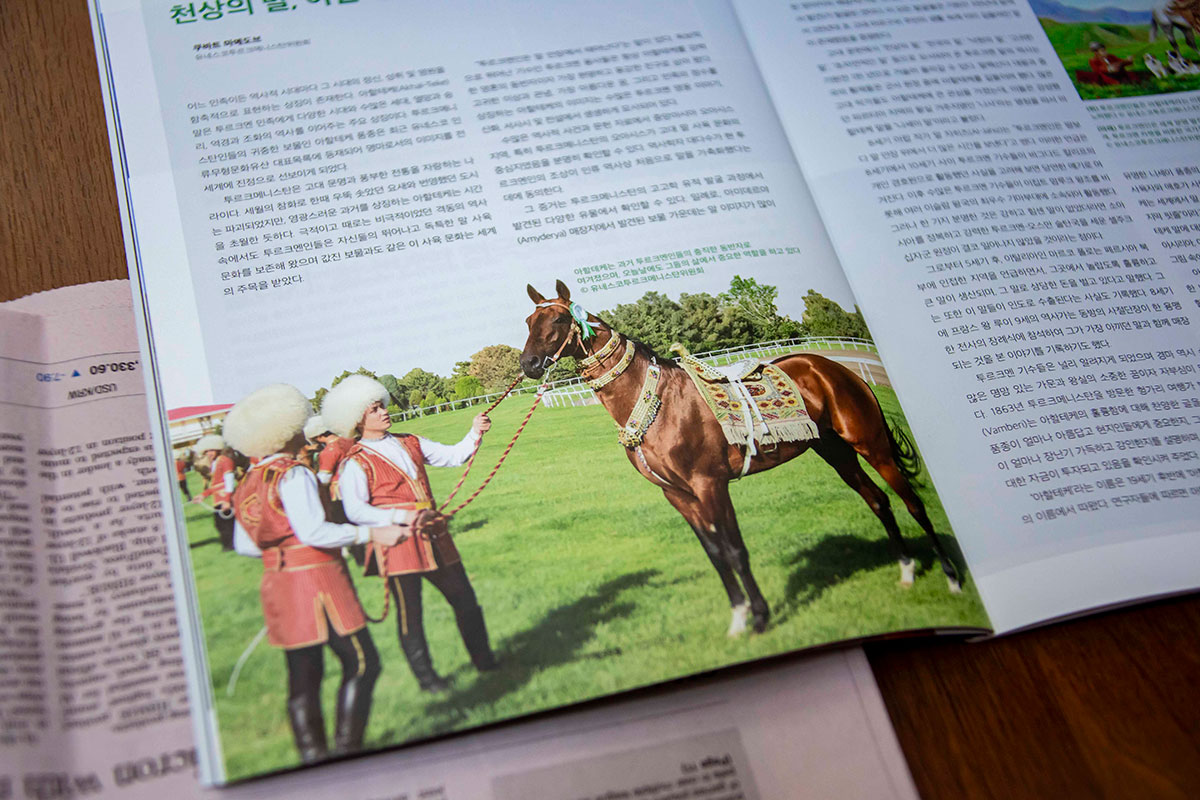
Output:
top-left (437, 373), bottom-right (526, 510)
top-left (364, 556), bottom-right (391, 624)
top-left (443, 385), bottom-right (545, 517)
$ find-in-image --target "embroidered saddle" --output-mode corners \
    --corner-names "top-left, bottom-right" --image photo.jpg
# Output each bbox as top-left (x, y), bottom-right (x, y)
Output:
top-left (670, 344), bottom-right (819, 453)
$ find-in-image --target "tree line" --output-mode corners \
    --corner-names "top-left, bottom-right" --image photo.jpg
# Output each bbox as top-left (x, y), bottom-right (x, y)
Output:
top-left (309, 277), bottom-right (871, 414)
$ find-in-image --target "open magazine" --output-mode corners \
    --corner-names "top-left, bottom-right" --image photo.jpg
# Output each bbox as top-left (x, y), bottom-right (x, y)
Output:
top-left (87, 0), bottom-right (1200, 785)
top-left (0, 281), bottom-right (918, 800)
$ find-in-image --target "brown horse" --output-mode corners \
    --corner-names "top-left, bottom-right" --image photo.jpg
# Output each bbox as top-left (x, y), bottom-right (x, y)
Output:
top-left (520, 281), bottom-right (961, 636)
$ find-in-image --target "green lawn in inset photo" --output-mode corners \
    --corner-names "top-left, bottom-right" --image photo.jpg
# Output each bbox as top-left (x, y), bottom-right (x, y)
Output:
top-left (1041, 19), bottom-right (1200, 100)
top-left (181, 382), bottom-right (990, 780)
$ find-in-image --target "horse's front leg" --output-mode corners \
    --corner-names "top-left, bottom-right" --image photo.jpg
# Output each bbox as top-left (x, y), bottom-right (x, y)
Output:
top-left (699, 480), bottom-right (769, 634)
top-left (662, 487), bottom-right (750, 637)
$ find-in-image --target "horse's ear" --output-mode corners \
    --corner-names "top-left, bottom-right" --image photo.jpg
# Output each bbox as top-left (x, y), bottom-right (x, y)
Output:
top-left (555, 279), bottom-right (571, 302)
top-left (527, 284), bottom-right (546, 304)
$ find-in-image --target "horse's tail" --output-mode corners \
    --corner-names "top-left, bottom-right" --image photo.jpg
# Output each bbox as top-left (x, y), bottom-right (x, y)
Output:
top-left (886, 421), bottom-right (924, 485)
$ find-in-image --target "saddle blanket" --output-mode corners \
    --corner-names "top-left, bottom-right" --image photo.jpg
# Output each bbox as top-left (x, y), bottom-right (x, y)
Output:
top-left (675, 348), bottom-right (819, 452)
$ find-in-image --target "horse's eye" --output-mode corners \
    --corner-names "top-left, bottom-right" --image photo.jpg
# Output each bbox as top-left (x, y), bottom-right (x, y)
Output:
top-left (554, 314), bottom-right (571, 325)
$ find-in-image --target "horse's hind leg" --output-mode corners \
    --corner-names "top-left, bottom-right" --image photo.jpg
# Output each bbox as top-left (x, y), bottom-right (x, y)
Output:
top-left (813, 434), bottom-right (916, 587)
top-left (861, 447), bottom-right (962, 593)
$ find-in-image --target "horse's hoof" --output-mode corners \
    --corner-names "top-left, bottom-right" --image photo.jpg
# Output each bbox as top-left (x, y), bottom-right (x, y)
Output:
top-left (947, 577), bottom-right (963, 594)
top-left (898, 560), bottom-right (915, 587)
top-left (727, 603), bottom-right (750, 638)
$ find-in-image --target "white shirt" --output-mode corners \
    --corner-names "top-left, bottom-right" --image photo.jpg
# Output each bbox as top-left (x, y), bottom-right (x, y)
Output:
top-left (233, 454), bottom-right (372, 557)
top-left (339, 431), bottom-right (479, 526)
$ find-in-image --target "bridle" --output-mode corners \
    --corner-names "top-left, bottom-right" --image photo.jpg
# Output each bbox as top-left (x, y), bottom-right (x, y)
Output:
top-left (531, 300), bottom-right (593, 370)
top-left (533, 300), bottom-right (632, 388)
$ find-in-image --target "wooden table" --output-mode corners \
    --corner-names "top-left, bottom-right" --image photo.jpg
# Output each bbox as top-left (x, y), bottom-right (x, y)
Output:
top-left (4, 4), bottom-right (1199, 797)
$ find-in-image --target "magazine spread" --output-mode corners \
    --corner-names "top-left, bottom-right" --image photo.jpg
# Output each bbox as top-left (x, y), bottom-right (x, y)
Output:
top-left (86, 0), bottom-right (1200, 785)
top-left (0, 282), bottom-right (918, 800)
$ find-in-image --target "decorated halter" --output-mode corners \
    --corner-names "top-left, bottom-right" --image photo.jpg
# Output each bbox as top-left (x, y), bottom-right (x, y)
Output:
top-left (532, 299), bottom-right (661, 448)
top-left (534, 300), bottom-right (640, 390)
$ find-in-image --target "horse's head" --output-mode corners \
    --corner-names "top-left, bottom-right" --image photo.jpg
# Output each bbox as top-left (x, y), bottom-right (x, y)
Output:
top-left (521, 280), bottom-right (587, 379)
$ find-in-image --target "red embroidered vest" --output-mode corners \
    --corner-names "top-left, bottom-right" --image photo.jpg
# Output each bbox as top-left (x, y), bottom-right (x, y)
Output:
top-left (233, 456), bottom-right (366, 648)
top-left (335, 434), bottom-right (459, 575)
top-left (202, 453), bottom-right (236, 503)
top-left (318, 436), bottom-right (355, 475)
top-left (233, 456), bottom-right (305, 550)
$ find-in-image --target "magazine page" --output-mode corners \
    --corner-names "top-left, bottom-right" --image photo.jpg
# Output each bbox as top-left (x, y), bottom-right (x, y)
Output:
top-left (89, 0), bottom-right (988, 783)
top-left (0, 281), bottom-right (914, 800)
top-left (733, 0), bottom-right (1200, 632)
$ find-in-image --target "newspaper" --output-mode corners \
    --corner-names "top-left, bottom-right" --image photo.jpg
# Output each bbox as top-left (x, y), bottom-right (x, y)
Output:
top-left (85, 0), bottom-right (1200, 785)
top-left (0, 281), bottom-right (917, 799)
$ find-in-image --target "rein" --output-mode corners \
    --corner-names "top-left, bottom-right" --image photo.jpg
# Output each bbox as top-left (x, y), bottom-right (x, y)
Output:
top-left (439, 377), bottom-right (548, 517)
top-left (434, 322), bottom-right (580, 514)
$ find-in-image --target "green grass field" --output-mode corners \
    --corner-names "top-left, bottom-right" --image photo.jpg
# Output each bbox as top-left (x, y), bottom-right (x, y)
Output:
top-left (182, 385), bottom-right (990, 780)
top-left (1041, 19), bottom-right (1200, 100)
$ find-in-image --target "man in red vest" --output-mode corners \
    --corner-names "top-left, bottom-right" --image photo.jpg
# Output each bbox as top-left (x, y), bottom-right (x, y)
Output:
top-left (224, 383), bottom-right (407, 763)
top-left (192, 434), bottom-right (237, 550)
top-left (174, 450), bottom-right (192, 500)
top-left (302, 414), bottom-right (352, 517)
top-left (322, 375), bottom-right (497, 693)
top-left (1087, 41), bottom-right (1132, 84)
top-left (308, 418), bottom-right (357, 489)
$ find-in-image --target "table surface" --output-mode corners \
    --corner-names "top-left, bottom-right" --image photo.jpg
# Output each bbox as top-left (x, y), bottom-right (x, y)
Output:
top-left (4, 4), bottom-right (1199, 798)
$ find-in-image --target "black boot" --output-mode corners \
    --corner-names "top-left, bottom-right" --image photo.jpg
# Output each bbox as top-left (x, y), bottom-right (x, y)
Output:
top-left (456, 603), bottom-right (498, 671)
top-left (400, 634), bottom-right (449, 693)
top-left (332, 667), bottom-right (378, 756)
top-left (215, 511), bottom-right (235, 551)
top-left (287, 695), bottom-right (328, 764)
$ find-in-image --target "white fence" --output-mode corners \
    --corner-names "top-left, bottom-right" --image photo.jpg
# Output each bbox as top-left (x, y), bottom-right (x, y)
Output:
top-left (394, 337), bottom-right (882, 419)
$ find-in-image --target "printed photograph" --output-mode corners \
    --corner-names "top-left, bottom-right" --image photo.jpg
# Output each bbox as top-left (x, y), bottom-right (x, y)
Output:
top-left (1032, 0), bottom-right (1200, 99)
top-left (171, 275), bottom-right (990, 780)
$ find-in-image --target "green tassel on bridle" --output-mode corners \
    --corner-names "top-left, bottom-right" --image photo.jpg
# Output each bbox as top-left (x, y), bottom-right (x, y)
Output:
top-left (570, 302), bottom-right (596, 340)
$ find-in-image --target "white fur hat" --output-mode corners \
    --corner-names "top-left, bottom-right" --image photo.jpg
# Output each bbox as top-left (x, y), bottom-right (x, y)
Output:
top-left (303, 414), bottom-right (332, 442)
top-left (193, 434), bottom-right (225, 455)
top-left (223, 384), bottom-right (313, 459)
top-left (320, 375), bottom-right (389, 438)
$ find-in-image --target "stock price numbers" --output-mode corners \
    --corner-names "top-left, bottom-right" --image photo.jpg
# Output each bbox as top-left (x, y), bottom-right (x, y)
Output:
top-left (89, 360), bottom-right (139, 375)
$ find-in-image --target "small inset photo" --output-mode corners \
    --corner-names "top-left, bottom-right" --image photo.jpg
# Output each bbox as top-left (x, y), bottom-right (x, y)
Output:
top-left (1032, 0), bottom-right (1200, 99)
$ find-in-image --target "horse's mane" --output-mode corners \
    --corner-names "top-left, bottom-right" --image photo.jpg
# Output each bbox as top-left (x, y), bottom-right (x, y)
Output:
top-left (592, 316), bottom-right (678, 368)
top-left (630, 337), bottom-right (682, 369)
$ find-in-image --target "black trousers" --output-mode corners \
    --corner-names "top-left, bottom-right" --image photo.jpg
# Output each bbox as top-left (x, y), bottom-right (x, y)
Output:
top-left (284, 626), bottom-right (381, 761)
top-left (390, 561), bottom-right (479, 641)
top-left (388, 561), bottom-right (494, 685)
top-left (213, 509), bottom-right (235, 550)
